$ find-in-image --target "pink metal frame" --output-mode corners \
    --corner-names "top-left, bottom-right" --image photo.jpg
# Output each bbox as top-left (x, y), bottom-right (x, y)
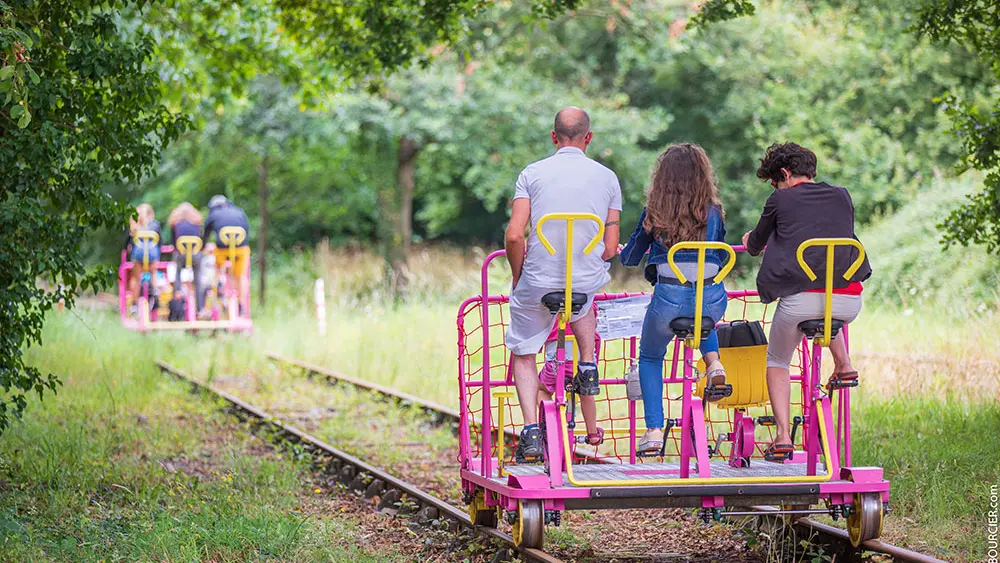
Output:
top-left (457, 247), bottom-right (888, 511)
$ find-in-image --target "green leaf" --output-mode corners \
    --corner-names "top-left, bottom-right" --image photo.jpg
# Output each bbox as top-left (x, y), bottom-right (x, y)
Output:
top-left (9, 104), bottom-right (24, 118)
top-left (0, 65), bottom-right (14, 80)
top-left (26, 65), bottom-right (40, 85)
top-left (17, 109), bottom-right (31, 128)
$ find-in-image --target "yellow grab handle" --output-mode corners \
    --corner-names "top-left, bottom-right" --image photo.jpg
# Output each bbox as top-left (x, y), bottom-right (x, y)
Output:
top-left (219, 226), bottom-right (247, 268)
top-left (534, 213), bottom-right (605, 327)
top-left (176, 236), bottom-right (203, 269)
top-left (795, 238), bottom-right (866, 346)
top-left (493, 391), bottom-right (514, 477)
top-left (535, 213), bottom-right (605, 257)
top-left (665, 241), bottom-right (737, 350)
top-left (134, 230), bottom-right (159, 269)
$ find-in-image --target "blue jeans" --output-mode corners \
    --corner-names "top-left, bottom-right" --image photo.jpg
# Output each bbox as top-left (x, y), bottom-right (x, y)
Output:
top-left (639, 282), bottom-right (728, 429)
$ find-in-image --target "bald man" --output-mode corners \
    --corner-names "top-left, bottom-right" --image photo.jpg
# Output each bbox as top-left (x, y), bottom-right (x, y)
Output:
top-left (505, 107), bottom-right (622, 463)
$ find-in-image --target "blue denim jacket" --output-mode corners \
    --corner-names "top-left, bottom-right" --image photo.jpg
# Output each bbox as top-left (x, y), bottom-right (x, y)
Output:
top-left (620, 205), bottom-right (727, 285)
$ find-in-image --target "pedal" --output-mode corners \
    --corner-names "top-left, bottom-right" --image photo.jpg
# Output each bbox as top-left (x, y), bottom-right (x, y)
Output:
top-left (827, 377), bottom-right (859, 391)
top-left (757, 416), bottom-right (776, 426)
top-left (704, 383), bottom-right (733, 402)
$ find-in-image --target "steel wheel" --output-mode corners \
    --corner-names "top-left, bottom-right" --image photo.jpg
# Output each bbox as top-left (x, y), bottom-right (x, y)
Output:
top-left (847, 492), bottom-right (883, 547)
top-left (512, 500), bottom-right (544, 549)
top-left (467, 491), bottom-right (498, 528)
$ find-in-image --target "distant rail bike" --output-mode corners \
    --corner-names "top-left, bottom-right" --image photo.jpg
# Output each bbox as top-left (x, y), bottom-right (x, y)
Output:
top-left (457, 213), bottom-right (887, 549)
top-left (118, 227), bottom-right (253, 332)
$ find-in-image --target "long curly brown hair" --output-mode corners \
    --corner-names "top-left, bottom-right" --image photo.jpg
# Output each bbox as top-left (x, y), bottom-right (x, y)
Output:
top-left (642, 143), bottom-right (724, 245)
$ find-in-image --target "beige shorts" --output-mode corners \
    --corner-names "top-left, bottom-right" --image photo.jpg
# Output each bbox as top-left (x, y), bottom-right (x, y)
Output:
top-left (505, 282), bottom-right (596, 356)
top-left (767, 292), bottom-right (863, 369)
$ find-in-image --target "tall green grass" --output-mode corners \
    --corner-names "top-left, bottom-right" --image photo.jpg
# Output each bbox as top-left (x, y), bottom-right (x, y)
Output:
top-left (0, 313), bottom-right (415, 562)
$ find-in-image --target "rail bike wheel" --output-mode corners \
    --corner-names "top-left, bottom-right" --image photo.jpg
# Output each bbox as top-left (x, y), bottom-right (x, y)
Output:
top-left (846, 492), bottom-right (883, 547)
top-left (467, 491), bottom-right (498, 528)
top-left (512, 500), bottom-right (543, 549)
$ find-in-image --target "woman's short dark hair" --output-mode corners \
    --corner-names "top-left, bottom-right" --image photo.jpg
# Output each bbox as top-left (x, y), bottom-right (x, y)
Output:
top-left (756, 142), bottom-right (817, 183)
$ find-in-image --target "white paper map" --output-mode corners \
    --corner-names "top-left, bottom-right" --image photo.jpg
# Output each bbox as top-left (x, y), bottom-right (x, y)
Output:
top-left (596, 295), bottom-right (651, 340)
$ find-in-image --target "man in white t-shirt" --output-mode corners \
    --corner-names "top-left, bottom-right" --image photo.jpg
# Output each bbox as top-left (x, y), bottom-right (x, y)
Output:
top-left (504, 107), bottom-right (622, 463)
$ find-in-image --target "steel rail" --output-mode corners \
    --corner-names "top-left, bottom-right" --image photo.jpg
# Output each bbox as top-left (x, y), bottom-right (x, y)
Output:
top-left (155, 360), bottom-right (561, 563)
top-left (263, 355), bottom-right (946, 563)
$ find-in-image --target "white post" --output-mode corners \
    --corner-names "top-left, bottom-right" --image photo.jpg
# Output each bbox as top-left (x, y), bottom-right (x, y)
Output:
top-left (314, 278), bottom-right (327, 336)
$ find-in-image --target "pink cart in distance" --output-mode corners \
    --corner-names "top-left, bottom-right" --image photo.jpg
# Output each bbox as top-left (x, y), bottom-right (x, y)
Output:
top-left (118, 228), bottom-right (253, 333)
top-left (457, 214), bottom-right (887, 550)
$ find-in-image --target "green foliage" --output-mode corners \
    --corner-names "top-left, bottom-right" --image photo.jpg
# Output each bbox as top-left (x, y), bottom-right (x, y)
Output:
top-left (914, 2), bottom-right (1000, 253)
top-left (0, 1), bottom-right (187, 433)
top-left (689, 0), bottom-right (755, 28)
top-left (859, 174), bottom-right (1000, 311)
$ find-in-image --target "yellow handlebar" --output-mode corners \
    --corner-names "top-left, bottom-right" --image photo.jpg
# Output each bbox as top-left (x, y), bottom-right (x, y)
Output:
top-left (534, 213), bottom-right (606, 326)
top-left (536, 213), bottom-right (605, 257)
top-left (134, 230), bottom-right (159, 269)
top-left (176, 236), bottom-right (203, 269)
top-left (665, 241), bottom-right (737, 350)
top-left (795, 238), bottom-right (866, 346)
top-left (218, 226), bottom-right (247, 268)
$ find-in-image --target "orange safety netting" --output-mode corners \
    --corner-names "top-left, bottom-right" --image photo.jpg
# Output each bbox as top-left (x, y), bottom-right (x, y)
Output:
top-left (458, 292), bottom-right (808, 467)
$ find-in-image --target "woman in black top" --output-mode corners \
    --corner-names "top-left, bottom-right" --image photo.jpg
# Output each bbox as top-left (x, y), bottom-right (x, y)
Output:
top-left (741, 143), bottom-right (872, 461)
top-left (167, 202), bottom-right (205, 315)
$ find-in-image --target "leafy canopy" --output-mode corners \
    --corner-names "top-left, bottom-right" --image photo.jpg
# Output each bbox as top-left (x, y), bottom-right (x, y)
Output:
top-left (0, 1), bottom-right (187, 432)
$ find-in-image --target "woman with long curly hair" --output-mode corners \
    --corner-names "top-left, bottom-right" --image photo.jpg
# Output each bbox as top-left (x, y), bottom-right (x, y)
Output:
top-left (620, 143), bottom-right (732, 453)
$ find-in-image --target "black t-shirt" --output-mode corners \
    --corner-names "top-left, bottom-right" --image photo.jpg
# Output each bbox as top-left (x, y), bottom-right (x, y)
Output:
top-left (746, 182), bottom-right (872, 303)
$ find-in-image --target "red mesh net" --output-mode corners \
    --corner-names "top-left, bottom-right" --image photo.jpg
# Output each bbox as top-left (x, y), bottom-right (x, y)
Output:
top-left (458, 291), bottom-right (808, 467)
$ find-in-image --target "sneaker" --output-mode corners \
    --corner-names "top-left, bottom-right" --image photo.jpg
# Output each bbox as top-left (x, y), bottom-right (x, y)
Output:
top-left (514, 426), bottom-right (544, 464)
top-left (574, 363), bottom-right (601, 396)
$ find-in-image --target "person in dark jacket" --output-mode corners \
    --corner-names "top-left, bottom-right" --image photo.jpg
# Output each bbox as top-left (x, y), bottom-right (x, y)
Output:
top-left (741, 142), bottom-right (872, 461)
top-left (167, 202), bottom-right (205, 314)
top-left (621, 143), bottom-right (733, 453)
top-left (203, 195), bottom-right (251, 313)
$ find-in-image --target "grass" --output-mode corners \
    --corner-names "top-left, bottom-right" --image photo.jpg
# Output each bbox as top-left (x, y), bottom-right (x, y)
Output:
top-left (0, 313), bottom-right (426, 562)
top-left (851, 395), bottom-right (1000, 560)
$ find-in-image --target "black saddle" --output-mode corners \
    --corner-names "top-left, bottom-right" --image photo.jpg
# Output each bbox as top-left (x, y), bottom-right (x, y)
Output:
top-left (797, 319), bottom-right (845, 340)
top-left (541, 291), bottom-right (588, 314)
top-left (669, 317), bottom-right (715, 339)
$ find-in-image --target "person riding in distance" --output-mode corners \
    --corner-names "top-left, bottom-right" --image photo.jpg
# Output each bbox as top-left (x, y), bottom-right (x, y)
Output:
top-left (741, 142), bottom-right (872, 462)
top-left (167, 202), bottom-right (205, 314)
top-left (202, 195), bottom-right (251, 312)
top-left (505, 107), bottom-right (622, 463)
top-left (620, 143), bottom-right (732, 454)
top-left (125, 203), bottom-right (162, 308)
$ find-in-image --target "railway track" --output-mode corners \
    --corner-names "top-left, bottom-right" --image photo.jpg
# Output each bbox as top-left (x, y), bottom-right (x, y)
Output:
top-left (267, 352), bottom-right (946, 563)
top-left (155, 360), bottom-right (562, 563)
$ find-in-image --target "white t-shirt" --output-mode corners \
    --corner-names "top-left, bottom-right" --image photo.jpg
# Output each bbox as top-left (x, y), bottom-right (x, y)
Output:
top-left (513, 146), bottom-right (623, 295)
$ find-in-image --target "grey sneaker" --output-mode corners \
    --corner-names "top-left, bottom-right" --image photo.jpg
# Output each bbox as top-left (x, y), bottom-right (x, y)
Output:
top-left (514, 426), bottom-right (544, 464)
top-left (574, 364), bottom-right (601, 396)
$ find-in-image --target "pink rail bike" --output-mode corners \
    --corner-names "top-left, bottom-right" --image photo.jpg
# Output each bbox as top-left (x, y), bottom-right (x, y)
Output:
top-left (456, 214), bottom-right (888, 550)
top-left (118, 233), bottom-right (253, 333)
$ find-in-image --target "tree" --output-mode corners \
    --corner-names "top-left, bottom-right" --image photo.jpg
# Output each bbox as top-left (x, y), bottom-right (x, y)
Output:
top-left (2, 0), bottom-right (584, 432)
top-left (684, 0), bottom-right (1000, 248)
top-left (0, 1), bottom-right (187, 432)
top-left (915, 1), bottom-right (1000, 253)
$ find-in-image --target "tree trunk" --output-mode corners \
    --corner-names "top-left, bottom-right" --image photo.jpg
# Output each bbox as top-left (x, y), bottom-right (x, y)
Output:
top-left (393, 136), bottom-right (419, 297)
top-left (257, 152), bottom-right (269, 308)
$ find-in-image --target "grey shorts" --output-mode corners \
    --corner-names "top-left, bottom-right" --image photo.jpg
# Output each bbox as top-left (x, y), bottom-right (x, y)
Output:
top-left (505, 282), bottom-right (595, 356)
top-left (767, 292), bottom-right (863, 369)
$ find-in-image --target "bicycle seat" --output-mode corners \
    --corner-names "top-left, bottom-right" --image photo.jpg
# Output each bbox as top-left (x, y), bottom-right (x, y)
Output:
top-left (669, 317), bottom-right (715, 339)
top-left (797, 319), bottom-right (845, 340)
top-left (541, 291), bottom-right (588, 314)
